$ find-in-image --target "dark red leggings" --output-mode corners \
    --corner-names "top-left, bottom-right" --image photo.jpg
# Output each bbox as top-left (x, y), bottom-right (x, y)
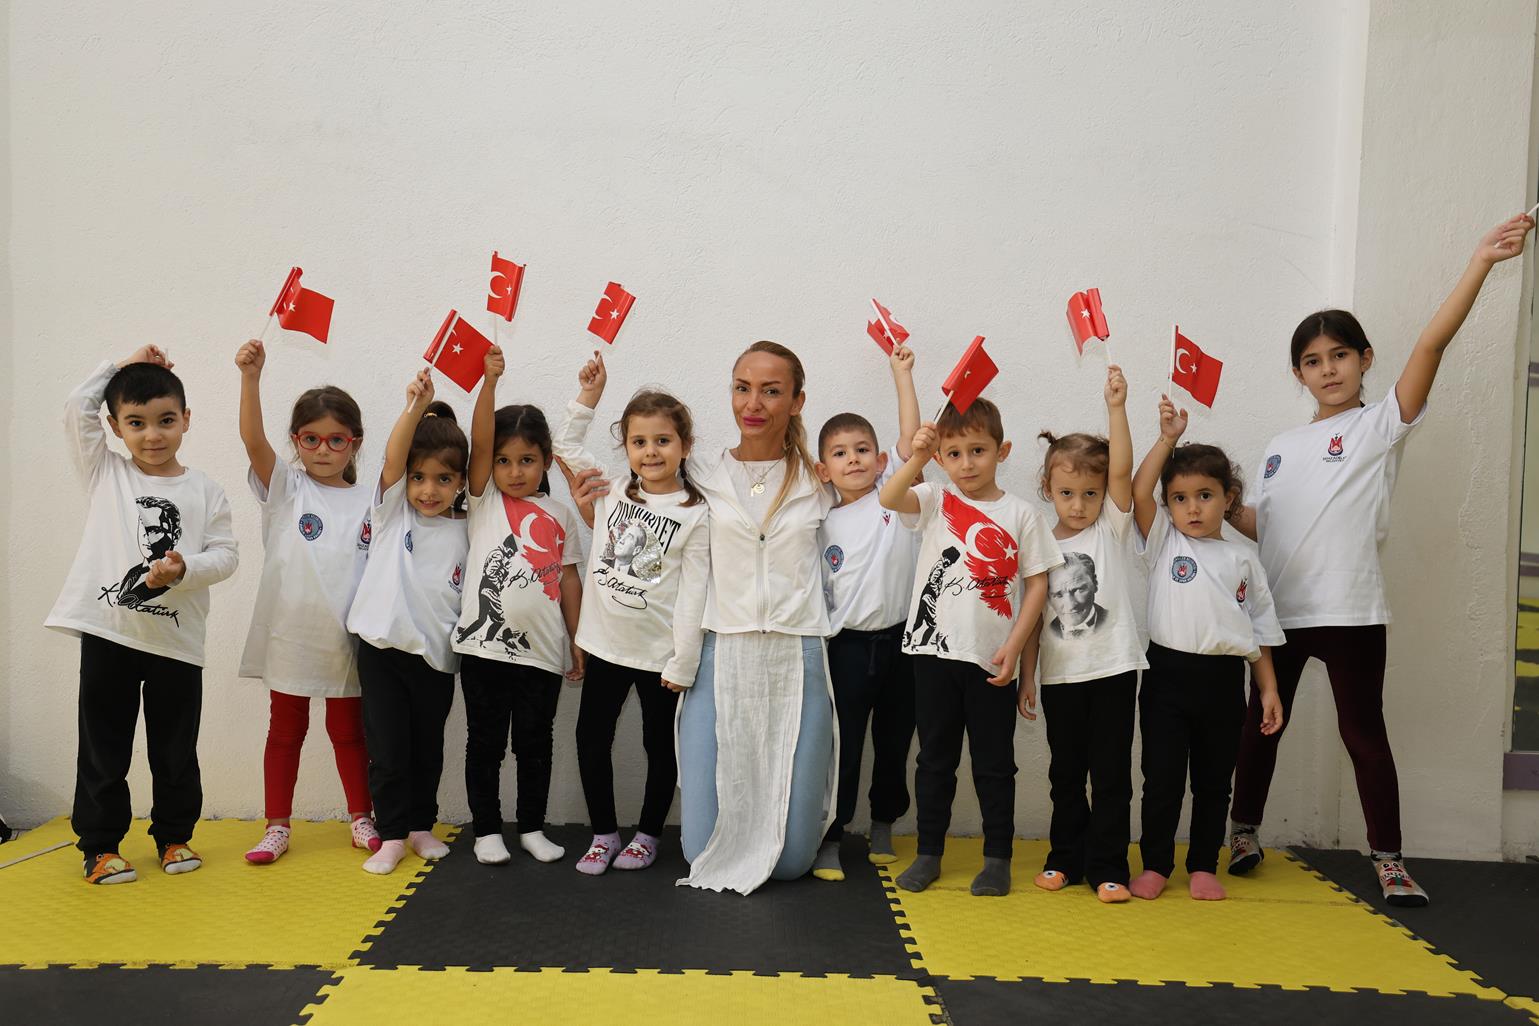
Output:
top-left (263, 691), bottom-right (372, 820)
top-left (1230, 624), bottom-right (1401, 853)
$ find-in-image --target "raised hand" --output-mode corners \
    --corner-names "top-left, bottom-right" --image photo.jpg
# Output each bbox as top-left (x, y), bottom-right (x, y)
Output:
top-left (1158, 394), bottom-right (1189, 443)
top-left (577, 349), bottom-right (608, 399)
top-left (1476, 212), bottom-right (1536, 264)
top-left (890, 344), bottom-right (915, 376)
top-left (407, 367), bottom-right (434, 407)
top-left (124, 344), bottom-right (174, 370)
top-left (1105, 363), bottom-right (1127, 409)
top-left (234, 339), bottom-right (265, 377)
top-left (911, 422), bottom-right (939, 461)
top-left (484, 344), bottom-right (505, 382)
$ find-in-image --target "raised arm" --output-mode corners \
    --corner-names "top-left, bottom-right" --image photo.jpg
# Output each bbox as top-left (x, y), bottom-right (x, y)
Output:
top-left (879, 422), bottom-right (936, 514)
top-left (1395, 212), bottom-right (1534, 422)
top-left (235, 339), bottom-right (277, 490)
top-left (1133, 395), bottom-right (1187, 537)
top-left (890, 344), bottom-right (920, 462)
top-left (382, 368), bottom-right (434, 492)
top-left (552, 350), bottom-right (608, 477)
top-left (468, 346), bottom-right (504, 498)
top-left (1105, 363), bottom-right (1133, 513)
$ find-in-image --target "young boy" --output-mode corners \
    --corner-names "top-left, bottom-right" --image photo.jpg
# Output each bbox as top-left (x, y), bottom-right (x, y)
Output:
top-left (880, 397), bottom-right (1061, 896)
top-left (45, 346), bottom-right (239, 883)
top-left (810, 344), bottom-right (923, 881)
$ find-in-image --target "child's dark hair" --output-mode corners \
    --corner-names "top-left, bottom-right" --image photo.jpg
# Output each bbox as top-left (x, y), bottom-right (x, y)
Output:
top-left (1037, 431), bottom-right (1109, 500)
top-left (1290, 309), bottom-right (1372, 369)
top-left (493, 403), bottom-right (554, 495)
top-left (612, 389), bottom-right (704, 507)
top-left (1161, 443), bottom-right (1245, 518)
top-left (937, 397), bottom-right (1004, 445)
top-left (289, 386), bottom-right (365, 484)
top-left (105, 363), bottom-right (185, 418)
top-left (412, 401), bottom-right (470, 513)
top-left (818, 413), bottom-right (879, 458)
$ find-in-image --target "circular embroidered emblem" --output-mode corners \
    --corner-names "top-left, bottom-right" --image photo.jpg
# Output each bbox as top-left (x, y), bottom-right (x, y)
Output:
top-left (404, 529), bottom-right (414, 553)
top-left (357, 517), bottom-right (372, 550)
top-left (1171, 556), bottom-right (1198, 583)
top-left (1264, 454), bottom-right (1281, 479)
top-left (824, 544), bottom-right (845, 573)
top-left (298, 513), bottom-right (324, 541)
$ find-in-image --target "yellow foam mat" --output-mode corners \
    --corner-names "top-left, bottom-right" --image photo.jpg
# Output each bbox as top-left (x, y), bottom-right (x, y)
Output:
top-left (301, 967), bottom-right (939, 1025)
top-left (881, 836), bottom-right (1500, 996)
top-left (0, 816), bottom-right (453, 968)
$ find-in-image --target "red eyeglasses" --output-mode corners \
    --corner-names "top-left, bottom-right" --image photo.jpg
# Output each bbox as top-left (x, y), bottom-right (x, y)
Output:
top-left (292, 431), bottom-right (358, 453)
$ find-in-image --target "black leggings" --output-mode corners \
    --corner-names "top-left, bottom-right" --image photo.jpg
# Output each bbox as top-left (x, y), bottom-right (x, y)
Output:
top-left (824, 626), bottom-right (915, 844)
top-left (1041, 672), bottom-right (1136, 887)
top-left (460, 654), bottom-right (562, 837)
top-left (358, 642), bottom-right (455, 841)
top-left (575, 654), bottom-right (680, 836)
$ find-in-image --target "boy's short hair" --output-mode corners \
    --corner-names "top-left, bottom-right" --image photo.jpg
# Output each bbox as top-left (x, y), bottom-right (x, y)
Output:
top-left (817, 412), bottom-right (879, 458)
top-left (105, 363), bottom-right (186, 418)
top-left (937, 397), bottom-right (1004, 445)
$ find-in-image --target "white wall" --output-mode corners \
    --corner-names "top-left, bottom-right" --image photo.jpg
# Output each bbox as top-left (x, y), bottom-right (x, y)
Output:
top-left (4, 1), bottom-right (1533, 856)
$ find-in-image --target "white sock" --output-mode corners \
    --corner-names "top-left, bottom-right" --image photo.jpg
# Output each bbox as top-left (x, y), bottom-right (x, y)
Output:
top-left (363, 839), bottom-right (407, 875)
top-left (518, 830), bottom-right (565, 862)
top-left (474, 833), bottom-right (512, 865)
top-left (409, 830), bottom-right (450, 860)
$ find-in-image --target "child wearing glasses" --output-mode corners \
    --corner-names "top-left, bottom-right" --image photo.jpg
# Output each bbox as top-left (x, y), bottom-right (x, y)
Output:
top-left (234, 338), bottom-right (380, 864)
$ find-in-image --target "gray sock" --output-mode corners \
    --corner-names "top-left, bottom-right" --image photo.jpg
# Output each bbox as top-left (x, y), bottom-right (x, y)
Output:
top-left (813, 840), bottom-right (843, 878)
top-left (971, 857), bottom-right (1012, 896)
top-left (868, 821), bottom-right (895, 858)
top-left (897, 854), bottom-right (942, 892)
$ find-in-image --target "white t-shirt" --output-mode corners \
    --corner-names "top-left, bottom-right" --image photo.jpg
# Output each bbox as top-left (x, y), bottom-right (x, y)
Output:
top-left (1037, 502), bottom-right (1148, 685)
top-left (451, 488), bottom-right (583, 675)
top-left (1254, 393), bottom-right (1425, 629)
top-left (820, 449), bottom-right (921, 634)
top-left (240, 463), bottom-right (375, 698)
top-left (46, 360), bottom-right (239, 667)
top-left (1139, 507), bottom-right (1284, 662)
top-left (899, 483), bottom-right (1063, 679)
top-left (345, 477), bottom-right (470, 675)
top-left (552, 401), bottom-right (711, 685)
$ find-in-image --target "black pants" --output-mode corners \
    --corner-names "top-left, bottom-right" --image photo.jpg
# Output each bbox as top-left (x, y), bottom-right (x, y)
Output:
top-left (824, 626), bottom-right (916, 844)
top-left (1138, 643), bottom-right (1246, 877)
top-left (1041, 671), bottom-right (1137, 887)
top-left (358, 642), bottom-right (455, 841)
top-left (912, 654), bottom-right (1018, 859)
top-left (72, 633), bottom-right (202, 858)
top-left (460, 654), bottom-right (562, 837)
top-left (575, 654), bottom-right (680, 836)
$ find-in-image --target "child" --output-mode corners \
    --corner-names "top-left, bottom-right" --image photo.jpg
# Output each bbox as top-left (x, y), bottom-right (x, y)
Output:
top-left (554, 351), bottom-right (710, 875)
top-left (48, 346), bottom-right (239, 883)
top-left (345, 369), bottom-right (470, 874)
top-left (809, 343), bottom-right (923, 881)
top-left (452, 345), bottom-right (583, 866)
top-left (881, 398), bottom-right (1062, 897)
top-left (1020, 364), bottom-right (1146, 904)
top-left (1227, 212), bottom-right (1535, 906)
top-left (235, 338), bottom-right (378, 864)
top-left (1130, 396), bottom-right (1285, 901)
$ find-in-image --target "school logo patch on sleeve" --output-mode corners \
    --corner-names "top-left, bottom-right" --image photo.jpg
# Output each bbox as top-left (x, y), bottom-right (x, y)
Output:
top-left (450, 563), bottom-right (463, 592)
top-left (357, 517), bottom-right (372, 550)
top-left (1170, 555), bottom-right (1198, 583)
top-left (298, 513), bottom-right (324, 541)
top-left (1264, 454), bottom-right (1281, 479)
top-left (824, 544), bottom-right (845, 573)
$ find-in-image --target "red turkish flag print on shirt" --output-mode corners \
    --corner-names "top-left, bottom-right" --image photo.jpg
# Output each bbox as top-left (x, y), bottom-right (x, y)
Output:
top-left (941, 335), bottom-right (998, 415)
top-left (1171, 329), bottom-right (1223, 408)
top-left (424, 310), bottom-right (494, 392)
top-left (503, 494), bottom-right (566, 602)
top-left (270, 267), bottom-right (334, 343)
top-left (487, 251), bottom-right (526, 321)
top-left (941, 491), bottom-right (1019, 618)
top-left (587, 282), bottom-right (635, 344)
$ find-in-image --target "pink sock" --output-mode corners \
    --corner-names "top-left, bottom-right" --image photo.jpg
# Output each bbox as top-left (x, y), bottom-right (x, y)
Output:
top-left (576, 832), bottom-right (622, 876)
top-left (613, 832), bottom-right (660, 871)
top-left (409, 830), bottom-right (450, 860)
top-left (363, 839), bottom-right (406, 875)
top-left (1189, 871), bottom-right (1227, 900)
top-left (1129, 869), bottom-right (1168, 900)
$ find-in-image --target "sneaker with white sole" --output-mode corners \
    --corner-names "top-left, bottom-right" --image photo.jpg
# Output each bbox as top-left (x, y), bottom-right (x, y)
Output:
top-left (1228, 831), bottom-right (1264, 875)
top-left (84, 852), bottom-right (136, 885)
top-left (245, 825), bottom-right (290, 865)
top-left (1375, 857), bottom-right (1429, 908)
top-left (160, 843), bottom-right (202, 875)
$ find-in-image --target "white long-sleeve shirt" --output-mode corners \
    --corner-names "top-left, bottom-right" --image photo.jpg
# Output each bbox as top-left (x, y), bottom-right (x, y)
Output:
top-left (46, 360), bottom-right (239, 667)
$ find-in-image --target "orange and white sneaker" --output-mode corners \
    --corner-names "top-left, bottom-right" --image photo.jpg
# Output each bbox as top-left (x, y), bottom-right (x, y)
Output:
top-left (160, 843), bottom-right (202, 875)
top-left (1374, 856), bottom-right (1429, 908)
top-left (84, 853), bottom-right (137, 885)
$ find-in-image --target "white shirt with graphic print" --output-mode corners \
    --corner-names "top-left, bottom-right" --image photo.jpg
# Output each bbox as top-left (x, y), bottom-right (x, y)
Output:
top-left (1253, 393), bottom-right (1425, 629)
top-left (46, 360), bottom-right (239, 667)
top-left (899, 483), bottom-right (1063, 679)
top-left (820, 448), bottom-right (922, 634)
top-left (240, 463), bottom-right (375, 698)
top-left (346, 477), bottom-right (470, 675)
top-left (1037, 502), bottom-right (1148, 685)
top-left (451, 488), bottom-right (583, 676)
top-left (1138, 507), bottom-right (1284, 662)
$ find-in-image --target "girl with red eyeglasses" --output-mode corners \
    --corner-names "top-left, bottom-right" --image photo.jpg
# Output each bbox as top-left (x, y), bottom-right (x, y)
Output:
top-left (234, 338), bottom-right (379, 865)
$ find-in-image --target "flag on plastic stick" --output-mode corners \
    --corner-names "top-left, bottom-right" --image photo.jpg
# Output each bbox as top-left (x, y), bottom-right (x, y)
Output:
top-left (424, 310), bottom-right (494, 392)
top-left (940, 335), bottom-right (998, 416)
top-left (270, 267), bottom-right (334, 343)
top-left (1170, 326), bottom-right (1223, 408)
top-left (1066, 288), bottom-right (1109, 354)
top-left (587, 282), bottom-right (635, 344)
top-left (487, 251), bottom-right (526, 322)
top-left (866, 298), bottom-right (910, 355)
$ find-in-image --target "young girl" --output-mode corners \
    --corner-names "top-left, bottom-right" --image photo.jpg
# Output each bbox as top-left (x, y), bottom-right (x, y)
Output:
top-left (1020, 364), bottom-right (1146, 904)
top-left (452, 345), bottom-right (583, 867)
top-left (345, 369), bottom-right (470, 874)
top-left (1228, 212), bottom-right (1535, 906)
top-left (554, 351), bottom-right (711, 875)
top-left (1130, 397), bottom-right (1284, 901)
top-left (235, 338), bottom-right (378, 863)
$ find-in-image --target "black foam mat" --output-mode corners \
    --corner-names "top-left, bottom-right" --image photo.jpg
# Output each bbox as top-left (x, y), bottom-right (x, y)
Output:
top-left (356, 824), bottom-right (918, 976)
top-left (0, 966), bottom-right (336, 1026)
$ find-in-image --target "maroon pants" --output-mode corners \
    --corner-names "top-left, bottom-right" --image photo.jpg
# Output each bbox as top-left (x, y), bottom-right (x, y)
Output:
top-left (1230, 624), bottom-right (1401, 853)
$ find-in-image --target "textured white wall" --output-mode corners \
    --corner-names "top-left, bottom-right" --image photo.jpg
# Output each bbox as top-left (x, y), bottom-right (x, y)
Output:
top-left (3, 1), bottom-right (1531, 856)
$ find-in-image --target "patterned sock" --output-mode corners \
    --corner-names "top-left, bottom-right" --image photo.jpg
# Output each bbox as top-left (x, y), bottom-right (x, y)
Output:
top-left (612, 832), bottom-right (660, 871)
top-left (575, 833), bottom-right (622, 876)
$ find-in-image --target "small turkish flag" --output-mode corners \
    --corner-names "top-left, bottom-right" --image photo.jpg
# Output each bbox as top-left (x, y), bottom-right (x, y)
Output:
top-left (270, 267), bottom-right (334, 344)
top-left (487, 251), bottom-right (525, 322)
top-left (1066, 288), bottom-right (1109, 353)
top-left (866, 298), bottom-right (910, 355)
top-left (424, 310), bottom-right (494, 392)
top-left (587, 282), bottom-right (635, 344)
top-left (941, 335), bottom-right (998, 415)
top-left (1171, 327), bottom-right (1223, 408)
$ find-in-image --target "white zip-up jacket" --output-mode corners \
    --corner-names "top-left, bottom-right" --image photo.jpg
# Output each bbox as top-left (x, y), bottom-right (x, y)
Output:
top-left (695, 449), bottom-right (834, 636)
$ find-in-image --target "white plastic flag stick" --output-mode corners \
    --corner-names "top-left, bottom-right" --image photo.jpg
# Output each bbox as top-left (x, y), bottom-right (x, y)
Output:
top-left (1103, 336), bottom-right (1115, 366)
top-left (1168, 324), bottom-right (1177, 400)
top-left (933, 395), bottom-right (951, 424)
top-left (256, 313), bottom-right (273, 344)
top-left (0, 839), bottom-right (71, 871)
top-left (1527, 201), bottom-right (1538, 220)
